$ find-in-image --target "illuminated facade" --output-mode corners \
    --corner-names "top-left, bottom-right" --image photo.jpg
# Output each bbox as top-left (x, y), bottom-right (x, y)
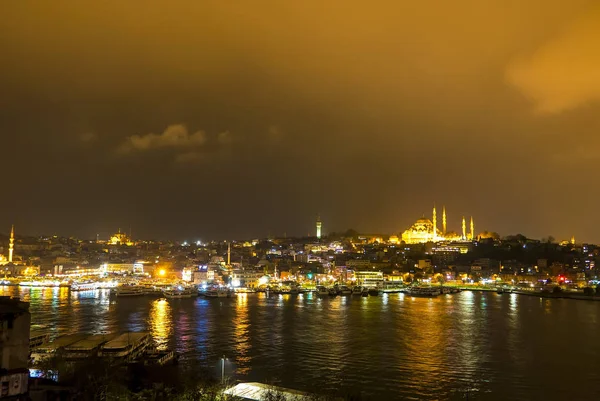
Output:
top-left (108, 229), bottom-right (133, 246)
top-left (401, 205), bottom-right (473, 244)
top-left (401, 217), bottom-right (441, 244)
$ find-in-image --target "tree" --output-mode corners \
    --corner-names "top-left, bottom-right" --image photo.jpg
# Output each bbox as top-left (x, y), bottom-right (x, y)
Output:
top-left (344, 229), bottom-right (359, 239)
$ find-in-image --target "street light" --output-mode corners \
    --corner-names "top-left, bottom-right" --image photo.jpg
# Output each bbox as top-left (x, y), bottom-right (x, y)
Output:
top-left (221, 355), bottom-right (228, 384)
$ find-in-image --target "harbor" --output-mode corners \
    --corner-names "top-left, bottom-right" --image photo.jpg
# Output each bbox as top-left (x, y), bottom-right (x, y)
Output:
top-left (5, 284), bottom-right (599, 400)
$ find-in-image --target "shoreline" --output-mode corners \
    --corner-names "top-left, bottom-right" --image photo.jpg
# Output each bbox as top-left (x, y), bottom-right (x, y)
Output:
top-left (457, 286), bottom-right (600, 302)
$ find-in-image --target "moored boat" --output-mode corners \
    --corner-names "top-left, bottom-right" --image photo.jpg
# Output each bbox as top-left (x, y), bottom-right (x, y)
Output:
top-left (30, 334), bottom-right (89, 364)
top-left (143, 349), bottom-right (177, 366)
top-left (352, 286), bottom-right (363, 295)
top-left (339, 286), bottom-right (352, 295)
top-left (163, 287), bottom-right (196, 299)
top-left (100, 332), bottom-right (151, 361)
top-left (367, 288), bottom-right (380, 296)
top-left (316, 286), bottom-right (329, 296)
top-left (63, 333), bottom-right (119, 360)
top-left (205, 288), bottom-right (228, 298)
top-left (405, 286), bottom-right (441, 297)
top-left (114, 286), bottom-right (146, 297)
top-left (29, 333), bottom-right (50, 351)
top-left (70, 282), bottom-right (98, 292)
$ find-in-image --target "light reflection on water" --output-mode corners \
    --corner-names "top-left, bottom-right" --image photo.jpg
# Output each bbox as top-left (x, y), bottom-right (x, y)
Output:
top-left (233, 294), bottom-right (251, 374)
top-left (3, 286), bottom-right (600, 400)
top-left (149, 299), bottom-right (172, 350)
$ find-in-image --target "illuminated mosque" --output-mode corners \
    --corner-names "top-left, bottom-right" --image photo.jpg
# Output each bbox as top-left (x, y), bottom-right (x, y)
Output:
top-left (108, 228), bottom-right (134, 246)
top-left (401, 205), bottom-right (475, 244)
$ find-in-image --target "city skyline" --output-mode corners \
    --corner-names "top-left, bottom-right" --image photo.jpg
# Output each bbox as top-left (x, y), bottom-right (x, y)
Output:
top-left (0, 214), bottom-right (578, 245)
top-left (2, 2), bottom-right (600, 241)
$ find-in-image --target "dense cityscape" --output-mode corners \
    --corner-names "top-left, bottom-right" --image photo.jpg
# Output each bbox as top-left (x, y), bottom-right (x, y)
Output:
top-left (4, 1), bottom-right (600, 400)
top-left (3, 213), bottom-right (600, 400)
top-left (1, 209), bottom-right (598, 293)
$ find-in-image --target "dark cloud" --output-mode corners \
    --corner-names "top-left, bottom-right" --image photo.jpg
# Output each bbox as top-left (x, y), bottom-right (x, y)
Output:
top-left (0, 1), bottom-right (599, 241)
top-left (507, 6), bottom-right (600, 114)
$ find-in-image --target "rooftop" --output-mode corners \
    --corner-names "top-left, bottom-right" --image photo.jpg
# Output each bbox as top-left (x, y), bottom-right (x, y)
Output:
top-left (224, 382), bottom-right (311, 401)
top-left (103, 332), bottom-right (148, 350)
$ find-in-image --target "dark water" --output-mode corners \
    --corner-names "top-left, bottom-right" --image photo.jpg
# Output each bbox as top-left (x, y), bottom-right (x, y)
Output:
top-left (3, 286), bottom-right (600, 400)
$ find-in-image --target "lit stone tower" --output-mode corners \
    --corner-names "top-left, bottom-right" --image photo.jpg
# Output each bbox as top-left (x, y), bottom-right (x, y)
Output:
top-left (316, 215), bottom-right (322, 239)
top-left (442, 206), bottom-right (447, 235)
top-left (432, 205), bottom-right (437, 242)
top-left (8, 225), bottom-right (14, 263)
top-left (462, 217), bottom-right (466, 240)
top-left (470, 217), bottom-right (474, 240)
top-left (227, 241), bottom-right (231, 265)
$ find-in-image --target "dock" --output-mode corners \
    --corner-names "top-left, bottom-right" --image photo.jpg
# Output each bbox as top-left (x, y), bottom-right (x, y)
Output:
top-left (224, 382), bottom-right (312, 401)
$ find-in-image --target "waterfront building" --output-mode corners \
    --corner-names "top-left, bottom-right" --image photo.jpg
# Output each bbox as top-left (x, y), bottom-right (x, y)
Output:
top-left (354, 270), bottom-right (384, 287)
top-left (0, 296), bottom-right (30, 398)
top-left (191, 265), bottom-right (216, 285)
top-left (231, 269), bottom-right (264, 288)
top-left (102, 263), bottom-right (136, 274)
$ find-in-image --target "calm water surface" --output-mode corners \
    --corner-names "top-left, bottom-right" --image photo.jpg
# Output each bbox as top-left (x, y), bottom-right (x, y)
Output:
top-left (3, 286), bottom-right (600, 400)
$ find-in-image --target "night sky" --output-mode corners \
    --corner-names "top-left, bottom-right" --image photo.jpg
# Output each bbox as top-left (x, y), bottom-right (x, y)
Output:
top-left (2, 1), bottom-right (599, 242)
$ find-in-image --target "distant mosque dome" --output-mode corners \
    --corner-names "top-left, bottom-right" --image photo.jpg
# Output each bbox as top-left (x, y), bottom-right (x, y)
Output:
top-left (402, 217), bottom-right (438, 244)
top-left (400, 205), bottom-right (476, 244)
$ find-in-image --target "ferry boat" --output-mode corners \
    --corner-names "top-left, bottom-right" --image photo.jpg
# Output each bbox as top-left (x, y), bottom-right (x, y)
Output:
top-left (114, 286), bottom-right (146, 297)
top-left (204, 288), bottom-right (228, 298)
top-left (140, 284), bottom-right (163, 296)
top-left (405, 286), bottom-right (441, 297)
top-left (29, 333), bottom-right (50, 351)
top-left (100, 332), bottom-right (151, 361)
top-left (163, 287), bottom-right (196, 299)
top-left (70, 282), bottom-right (99, 292)
top-left (235, 288), bottom-right (256, 294)
top-left (30, 334), bottom-right (90, 364)
top-left (63, 333), bottom-right (119, 360)
top-left (361, 287), bottom-right (369, 297)
top-left (19, 280), bottom-right (62, 288)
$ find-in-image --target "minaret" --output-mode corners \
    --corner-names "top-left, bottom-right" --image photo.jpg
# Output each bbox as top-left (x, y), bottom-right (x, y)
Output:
top-left (316, 215), bottom-right (322, 239)
top-left (227, 242), bottom-right (231, 265)
top-left (571, 236), bottom-right (575, 245)
top-left (432, 205), bottom-right (437, 242)
top-left (8, 225), bottom-right (14, 263)
top-left (442, 206), bottom-right (447, 235)
top-left (462, 217), bottom-right (466, 240)
top-left (470, 216), bottom-right (474, 240)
